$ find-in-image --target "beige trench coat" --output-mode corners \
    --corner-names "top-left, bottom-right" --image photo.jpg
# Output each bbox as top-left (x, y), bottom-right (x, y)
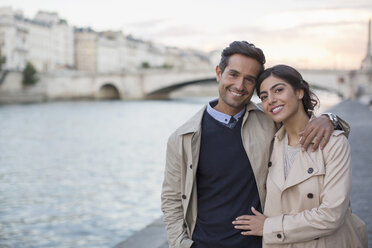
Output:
top-left (263, 127), bottom-right (367, 248)
top-left (161, 102), bottom-right (276, 248)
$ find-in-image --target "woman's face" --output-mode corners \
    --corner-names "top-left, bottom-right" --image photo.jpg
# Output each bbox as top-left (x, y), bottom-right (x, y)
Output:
top-left (258, 75), bottom-right (304, 123)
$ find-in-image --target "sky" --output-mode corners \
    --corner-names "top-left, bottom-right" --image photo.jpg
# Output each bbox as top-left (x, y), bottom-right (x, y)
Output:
top-left (0, 0), bottom-right (371, 70)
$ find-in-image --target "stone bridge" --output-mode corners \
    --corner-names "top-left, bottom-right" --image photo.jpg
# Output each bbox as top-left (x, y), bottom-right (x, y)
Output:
top-left (0, 68), bottom-right (371, 103)
top-left (0, 69), bottom-right (216, 102)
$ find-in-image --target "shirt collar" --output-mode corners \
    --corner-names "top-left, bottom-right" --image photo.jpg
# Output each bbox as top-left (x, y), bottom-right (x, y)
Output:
top-left (206, 98), bottom-right (246, 125)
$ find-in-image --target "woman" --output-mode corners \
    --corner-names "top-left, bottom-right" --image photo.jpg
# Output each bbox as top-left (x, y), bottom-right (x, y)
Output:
top-left (233, 65), bottom-right (367, 247)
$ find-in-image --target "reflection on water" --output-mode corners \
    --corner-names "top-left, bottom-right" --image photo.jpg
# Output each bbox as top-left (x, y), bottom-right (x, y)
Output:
top-left (0, 93), bottom-right (340, 248)
top-left (0, 99), bottom-right (210, 248)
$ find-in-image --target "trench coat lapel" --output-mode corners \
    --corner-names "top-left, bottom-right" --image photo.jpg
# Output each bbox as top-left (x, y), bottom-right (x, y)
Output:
top-left (191, 131), bottom-right (201, 178)
top-left (283, 148), bottom-right (326, 191)
top-left (269, 127), bottom-right (327, 192)
top-left (183, 133), bottom-right (194, 196)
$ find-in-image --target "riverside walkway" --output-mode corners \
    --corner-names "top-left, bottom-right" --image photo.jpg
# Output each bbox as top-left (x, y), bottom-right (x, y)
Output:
top-left (115, 99), bottom-right (372, 248)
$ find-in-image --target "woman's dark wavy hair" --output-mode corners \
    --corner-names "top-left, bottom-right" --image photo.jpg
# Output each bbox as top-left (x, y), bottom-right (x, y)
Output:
top-left (255, 64), bottom-right (319, 117)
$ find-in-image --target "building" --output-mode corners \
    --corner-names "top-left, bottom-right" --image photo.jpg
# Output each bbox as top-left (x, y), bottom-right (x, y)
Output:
top-left (74, 28), bottom-right (97, 73)
top-left (0, 7), bottom-right (74, 72)
top-left (74, 28), bottom-right (212, 73)
top-left (361, 19), bottom-right (372, 72)
top-left (0, 7), bottom-right (27, 71)
top-left (74, 29), bottom-right (130, 73)
top-left (0, 6), bottom-right (211, 74)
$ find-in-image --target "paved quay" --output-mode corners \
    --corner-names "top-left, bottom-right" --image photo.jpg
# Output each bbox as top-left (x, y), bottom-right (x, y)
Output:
top-left (114, 217), bottom-right (168, 248)
top-left (330, 100), bottom-right (372, 247)
top-left (115, 99), bottom-right (372, 248)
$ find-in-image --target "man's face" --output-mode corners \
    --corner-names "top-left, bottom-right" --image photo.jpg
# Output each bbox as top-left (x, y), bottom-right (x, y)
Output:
top-left (215, 54), bottom-right (261, 116)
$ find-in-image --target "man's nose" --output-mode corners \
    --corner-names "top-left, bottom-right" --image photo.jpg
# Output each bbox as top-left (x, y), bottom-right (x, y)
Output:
top-left (235, 78), bottom-right (245, 91)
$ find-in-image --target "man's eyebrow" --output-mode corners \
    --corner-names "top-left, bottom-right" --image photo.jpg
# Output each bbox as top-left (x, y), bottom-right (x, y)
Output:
top-left (228, 69), bottom-right (240, 74)
top-left (227, 69), bottom-right (256, 80)
top-left (245, 75), bottom-right (257, 81)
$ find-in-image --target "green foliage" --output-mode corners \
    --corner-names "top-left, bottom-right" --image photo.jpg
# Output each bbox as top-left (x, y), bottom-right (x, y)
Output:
top-left (22, 61), bottom-right (38, 86)
top-left (0, 48), bottom-right (6, 71)
top-left (161, 63), bottom-right (173, 69)
top-left (141, 61), bottom-right (150, 69)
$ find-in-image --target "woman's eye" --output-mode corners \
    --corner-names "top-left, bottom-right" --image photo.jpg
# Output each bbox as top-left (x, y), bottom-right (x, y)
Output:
top-left (260, 95), bottom-right (267, 101)
top-left (275, 88), bottom-right (283, 93)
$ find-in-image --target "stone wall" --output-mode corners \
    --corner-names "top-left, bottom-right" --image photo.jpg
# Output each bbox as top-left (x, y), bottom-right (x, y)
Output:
top-left (0, 71), bottom-right (46, 103)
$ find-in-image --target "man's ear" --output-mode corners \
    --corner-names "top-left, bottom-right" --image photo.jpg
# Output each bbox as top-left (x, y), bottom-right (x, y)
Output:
top-left (216, 65), bottom-right (222, 83)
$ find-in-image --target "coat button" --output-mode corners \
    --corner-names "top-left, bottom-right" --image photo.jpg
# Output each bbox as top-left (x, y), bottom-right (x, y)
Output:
top-left (307, 168), bottom-right (314, 174)
top-left (307, 193), bottom-right (314, 199)
top-left (277, 234), bottom-right (282, 239)
top-left (189, 164), bottom-right (192, 169)
top-left (182, 195), bottom-right (187, 199)
top-left (268, 162), bottom-right (272, 167)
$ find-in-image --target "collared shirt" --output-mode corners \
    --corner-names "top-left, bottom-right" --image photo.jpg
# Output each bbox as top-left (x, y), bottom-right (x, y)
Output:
top-left (206, 99), bottom-right (246, 128)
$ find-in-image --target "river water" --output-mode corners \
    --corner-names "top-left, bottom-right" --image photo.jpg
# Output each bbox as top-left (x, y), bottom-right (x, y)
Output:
top-left (0, 93), bottom-right (340, 248)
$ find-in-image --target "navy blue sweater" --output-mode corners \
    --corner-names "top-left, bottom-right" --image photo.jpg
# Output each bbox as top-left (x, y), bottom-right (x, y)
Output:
top-left (191, 111), bottom-right (262, 248)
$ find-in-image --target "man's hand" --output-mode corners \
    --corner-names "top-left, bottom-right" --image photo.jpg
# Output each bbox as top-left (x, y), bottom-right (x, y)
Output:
top-left (299, 115), bottom-right (333, 152)
top-left (233, 207), bottom-right (266, 236)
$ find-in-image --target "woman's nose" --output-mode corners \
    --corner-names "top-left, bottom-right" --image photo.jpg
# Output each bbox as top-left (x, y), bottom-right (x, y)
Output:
top-left (268, 94), bottom-right (276, 104)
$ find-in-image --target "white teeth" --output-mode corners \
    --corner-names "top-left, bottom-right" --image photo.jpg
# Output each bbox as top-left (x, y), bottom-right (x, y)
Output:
top-left (272, 106), bottom-right (283, 114)
top-left (231, 91), bottom-right (243, 97)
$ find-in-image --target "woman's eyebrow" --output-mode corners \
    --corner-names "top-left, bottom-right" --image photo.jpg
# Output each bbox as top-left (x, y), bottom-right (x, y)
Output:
top-left (270, 82), bottom-right (286, 90)
top-left (259, 82), bottom-right (287, 96)
top-left (259, 90), bottom-right (267, 96)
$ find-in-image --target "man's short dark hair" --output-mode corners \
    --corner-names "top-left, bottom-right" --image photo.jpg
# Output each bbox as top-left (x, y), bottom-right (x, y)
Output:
top-left (219, 41), bottom-right (266, 74)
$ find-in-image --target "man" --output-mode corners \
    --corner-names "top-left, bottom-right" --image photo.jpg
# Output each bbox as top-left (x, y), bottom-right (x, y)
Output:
top-left (161, 41), bottom-right (345, 248)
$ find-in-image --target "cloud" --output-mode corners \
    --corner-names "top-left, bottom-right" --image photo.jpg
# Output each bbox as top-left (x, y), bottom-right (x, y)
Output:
top-left (147, 25), bottom-right (205, 38)
top-left (289, 0), bottom-right (372, 11)
top-left (297, 20), bottom-right (366, 28)
top-left (127, 18), bottom-right (170, 28)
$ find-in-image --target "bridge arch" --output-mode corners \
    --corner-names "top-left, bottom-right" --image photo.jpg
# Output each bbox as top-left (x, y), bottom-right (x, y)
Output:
top-left (97, 83), bottom-right (120, 100)
top-left (146, 77), bottom-right (217, 98)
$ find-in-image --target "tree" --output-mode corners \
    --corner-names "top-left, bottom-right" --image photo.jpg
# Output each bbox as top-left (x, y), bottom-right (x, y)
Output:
top-left (0, 48), bottom-right (6, 71)
top-left (22, 61), bottom-right (38, 86)
top-left (141, 61), bottom-right (150, 69)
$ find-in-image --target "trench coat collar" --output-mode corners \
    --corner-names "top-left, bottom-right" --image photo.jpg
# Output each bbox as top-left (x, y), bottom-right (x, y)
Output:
top-left (273, 125), bottom-right (287, 141)
top-left (177, 101), bottom-right (262, 135)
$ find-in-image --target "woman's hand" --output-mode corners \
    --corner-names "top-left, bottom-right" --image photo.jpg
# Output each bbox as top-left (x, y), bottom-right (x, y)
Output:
top-left (233, 207), bottom-right (266, 236)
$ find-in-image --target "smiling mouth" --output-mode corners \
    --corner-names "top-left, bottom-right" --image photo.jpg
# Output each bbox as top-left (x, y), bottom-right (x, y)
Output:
top-left (271, 105), bottom-right (284, 114)
top-left (229, 89), bottom-right (246, 97)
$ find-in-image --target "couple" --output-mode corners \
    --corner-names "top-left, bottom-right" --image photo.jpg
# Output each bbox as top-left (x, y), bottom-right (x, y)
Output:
top-left (161, 41), bottom-right (367, 248)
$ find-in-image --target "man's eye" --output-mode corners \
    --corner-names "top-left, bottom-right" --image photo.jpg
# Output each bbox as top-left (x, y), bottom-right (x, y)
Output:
top-left (245, 78), bottom-right (256, 84)
top-left (229, 73), bottom-right (238, 77)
